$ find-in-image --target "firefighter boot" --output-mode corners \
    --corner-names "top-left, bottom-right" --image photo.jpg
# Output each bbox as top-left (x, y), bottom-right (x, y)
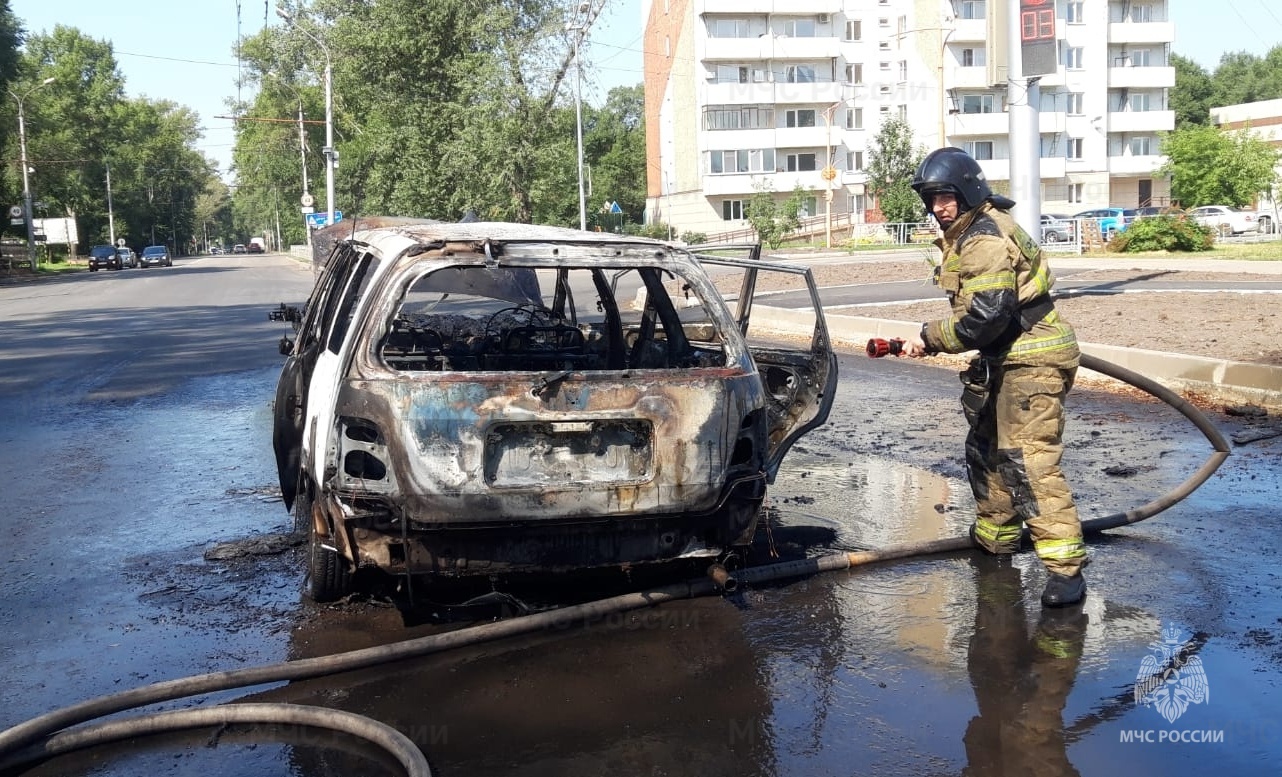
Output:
top-left (1041, 572), bottom-right (1086, 608)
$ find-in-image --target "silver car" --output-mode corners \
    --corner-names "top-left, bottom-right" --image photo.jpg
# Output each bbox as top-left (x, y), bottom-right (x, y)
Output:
top-left (271, 222), bottom-right (837, 600)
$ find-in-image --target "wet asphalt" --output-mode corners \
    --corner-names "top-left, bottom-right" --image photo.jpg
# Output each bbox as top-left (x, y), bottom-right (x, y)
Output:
top-left (1, 255), bottom-right (1280, 776)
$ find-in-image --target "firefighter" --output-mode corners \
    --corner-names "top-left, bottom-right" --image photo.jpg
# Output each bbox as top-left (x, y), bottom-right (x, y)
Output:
top-left (900, 146), bottom-right (1087, 607)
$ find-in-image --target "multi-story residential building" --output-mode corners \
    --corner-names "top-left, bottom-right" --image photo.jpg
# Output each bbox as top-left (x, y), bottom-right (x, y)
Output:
top-left (643, 0), bottom-right (1175, 236)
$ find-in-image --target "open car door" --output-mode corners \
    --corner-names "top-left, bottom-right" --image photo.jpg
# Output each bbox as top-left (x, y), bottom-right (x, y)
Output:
top-left (694, 245), bottom-right (838, 481)
top-left (272, 245), bottom-right (364, 510)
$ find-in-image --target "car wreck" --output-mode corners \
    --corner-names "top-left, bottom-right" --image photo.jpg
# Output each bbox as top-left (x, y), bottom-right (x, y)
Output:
top-left (272, 221), bottom-right (836, 600)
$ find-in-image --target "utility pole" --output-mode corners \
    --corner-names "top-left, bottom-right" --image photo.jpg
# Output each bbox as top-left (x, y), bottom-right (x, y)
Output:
top-left (1008, 0), bottom-right (1051, 238)
top-left (567, 2), bottom-right (590, 231)
top-left (106, 162), bottom-right (116, 246)
top-left (277, 8), bottom-right (336, 230)
top-left (8, 77), bottom-right (55, 269)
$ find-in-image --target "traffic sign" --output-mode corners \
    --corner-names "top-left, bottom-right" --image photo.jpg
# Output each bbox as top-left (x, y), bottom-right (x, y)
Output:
top-left (7, 205), bottom-right (23, 219)
top-left (301, 193), bottom-right (315, 207)
top-left (305, 210), bottom-right (343, 228)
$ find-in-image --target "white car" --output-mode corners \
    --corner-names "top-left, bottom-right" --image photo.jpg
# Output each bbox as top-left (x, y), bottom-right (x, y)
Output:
top-left (270, 222), bottom-right (837, 600)
top-left (1187, 205), bottom-right (1258, 237)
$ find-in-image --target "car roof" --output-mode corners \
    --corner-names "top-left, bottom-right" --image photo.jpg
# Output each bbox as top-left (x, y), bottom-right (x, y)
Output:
top-left (335, 221), bottom-right (670, 259)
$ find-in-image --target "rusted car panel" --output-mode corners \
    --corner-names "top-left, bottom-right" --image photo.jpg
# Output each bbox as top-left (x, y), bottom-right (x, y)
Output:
top-left (273, 222), bottom-right (835, 598)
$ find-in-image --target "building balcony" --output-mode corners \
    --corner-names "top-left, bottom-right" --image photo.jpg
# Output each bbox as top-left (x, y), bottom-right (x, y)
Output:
top-left (948, 66), bottom-right (995, 90)
top-left (1109, 153), bottom-right (1166, 176)
top-left (1107, 109), bottom-right (1175, 133)
top-left (840, 169), bottom-right (868, 186)
top-left (1107, 65), bottom-right (1175, 89)
top-left (947, 111), bottom-right (1006, 136)
top-left (1036, 157), bottom-right (1067, 178)
top-left (773, 125), bottom-right (831, 148)
top-left (702, 35), bottom-right (840, 61)
top-left (704, 80), bottom-right (846, 105)
top-left (976, 159), bottom-right (1010, 182)
top-left (1108, 21), bottom-right (1175, 44)
top-left (702, 169), bottom-right (829, 197)
top-left (950, 18), bottom-right (986, 43)
top-left (702, 0), bottom-right (843, 13)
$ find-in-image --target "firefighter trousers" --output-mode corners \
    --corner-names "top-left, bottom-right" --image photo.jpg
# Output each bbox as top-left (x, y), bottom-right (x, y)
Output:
top-left (962, 361), bottom-right (1086, 576)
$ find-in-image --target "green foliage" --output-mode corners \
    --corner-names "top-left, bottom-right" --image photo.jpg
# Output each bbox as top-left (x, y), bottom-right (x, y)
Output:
top-left (1160, 124), bottom-right (1280, 208)
top-left (746, 182), bottom-right (807, 249)
top-left (1210, 48), bottom-right (1282, 108)
top-left (1171, 54), bottom-right (1214, 128)
top-left (866, 117), bottom-right (927, 224)
top-left (680, 231), bottom-right (707, 245)
top-left (1109, 215), bottom-right (1213, 252)
top-left (626, 222), bottom-right (672, 240)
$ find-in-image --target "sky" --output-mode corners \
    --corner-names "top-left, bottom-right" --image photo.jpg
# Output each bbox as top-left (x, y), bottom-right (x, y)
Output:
top-left (9, 1), bottom-right (1275, 179)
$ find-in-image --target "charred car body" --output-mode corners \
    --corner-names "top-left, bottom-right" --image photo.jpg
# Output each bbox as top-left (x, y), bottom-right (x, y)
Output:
top-left (272, 222), bottom-right (836, 600)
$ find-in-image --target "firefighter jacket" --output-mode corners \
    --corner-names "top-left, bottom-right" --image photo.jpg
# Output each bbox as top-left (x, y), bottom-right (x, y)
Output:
top-left (920, 201), bottom-right (1080, 369)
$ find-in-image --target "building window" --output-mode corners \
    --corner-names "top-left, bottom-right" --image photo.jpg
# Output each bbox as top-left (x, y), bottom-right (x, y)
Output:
top-left (879, 40), bottom-right (891, 51)
top-left (781, 18), bottom-right (818, 38)
top-left (964, 141), bottom-right (994, 160)
top-left (1066, 92), bottom-right (1084, 115)
top-left (1130, 137), bottom-right (1154, 155)
top-left (845, 20), bottom-right (862, 41)
top-left (785, 109), bottom-right (817, 128)
top-left (879, 61), bottom-right (891, 72)
top-left (786, 153), bottom-right (817, 172)
top-left (1131, 4), bottom-right (1154, 23)
top-left (960, 94), bottom-right (997, 113)
top-left (709, 149), bottom-right (776, 174)
top-left (845, 63), bottom-right (864, 84)
top-left (961, 48), bottom-right (987, 67)
top-left (897, 60), bottom-right (908, 81)
top-left (846, 107), bottom-right (864, 130)
top-left (846, 150), bottom-right (865, 171)
top-left (1066, 2), bottom-right (1084, 24)
top-left (797, 196), bottom-right (818, 218)
top-left (704, 106), bottom-right (774, 130)
top-left (1128, 49), bottom-right (1153, 67)
top-left (848, 193), bottom-right (867, 215)
top-left (722, 200), bottom-right (745, 220)
top-left (1066, 138), bottom-right (1084, 159)
top-left (708, 18), bottom-right (753, 38)
top-left (1130, 93), bottom-right (1153, 112)
top-left (879, 105), bottom-right (891, 116)
top-left (878, 17), bottom-right (890, 28)
top-left (959, 1), bottom-right (986, 20)
top-left (897, 105), bottom-right (907, 121)
top-left (1068, 183), bottom-right (1084, 203)
top-left (1065, 47), bottom-right (1084, 69)
top-left (785, 65), bottom-right (817, 83)
top-left (879, 84), bottom-right (892, 95)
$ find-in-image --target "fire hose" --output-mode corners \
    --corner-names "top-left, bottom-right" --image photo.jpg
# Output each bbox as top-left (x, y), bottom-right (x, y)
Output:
top-left (0, 351), bottom-right (1229, 775)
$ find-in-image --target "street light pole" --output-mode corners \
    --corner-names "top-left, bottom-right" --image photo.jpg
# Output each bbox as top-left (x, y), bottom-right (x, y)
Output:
top-left (277, 7), bottom-right (335, 230)
top-left (568, 3), bottom-right (590, 231)
top-left (8, 77), bottom-right (56, 269)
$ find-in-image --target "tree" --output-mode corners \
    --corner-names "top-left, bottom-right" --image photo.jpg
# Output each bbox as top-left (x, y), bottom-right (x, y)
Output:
top-left (1159, 124), bottom-right (1280, 208)
top-left (0, 1), bottom-right (25, 216)
top-left (866, 117), bottom-right (926, 224)
top-left (582, 85), bottom-right (646, 229)
top-left (1210, 48), bottom-right (1282, 109)
top-left (746, 181), bottom-right (806, 249)
top-left (1171, 54), bottom-right (1214, 128)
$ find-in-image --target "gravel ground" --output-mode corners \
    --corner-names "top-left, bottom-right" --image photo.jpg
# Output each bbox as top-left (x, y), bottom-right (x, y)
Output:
top-left (784, 259), bottom-right (1282, 366)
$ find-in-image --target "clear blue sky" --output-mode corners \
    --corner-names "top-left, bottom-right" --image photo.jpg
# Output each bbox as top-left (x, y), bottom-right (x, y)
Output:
top-left (8, 1), bottom-right (1271, 176)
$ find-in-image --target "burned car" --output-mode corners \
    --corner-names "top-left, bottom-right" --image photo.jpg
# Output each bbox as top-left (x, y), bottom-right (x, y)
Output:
top-left (272, 222), bottom-right (836, 600)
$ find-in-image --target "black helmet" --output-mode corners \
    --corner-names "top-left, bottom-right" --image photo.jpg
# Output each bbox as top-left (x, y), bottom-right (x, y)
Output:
top-left (911, 147), bottom-right (993, 212)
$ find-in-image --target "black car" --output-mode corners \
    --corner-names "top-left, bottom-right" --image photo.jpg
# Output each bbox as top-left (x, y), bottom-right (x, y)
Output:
top-left (88, 244), bottom-right (121, 271)
top-left (139, 245), bottom-right (172, 267)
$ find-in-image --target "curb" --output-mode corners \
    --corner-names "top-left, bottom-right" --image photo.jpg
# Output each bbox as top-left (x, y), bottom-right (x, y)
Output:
top-left (754, 306), bottom-right (1282, 411)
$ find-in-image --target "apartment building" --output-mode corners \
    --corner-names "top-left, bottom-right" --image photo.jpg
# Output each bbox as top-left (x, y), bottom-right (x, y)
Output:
top-left (643, 0), bottom-right (1175, 235)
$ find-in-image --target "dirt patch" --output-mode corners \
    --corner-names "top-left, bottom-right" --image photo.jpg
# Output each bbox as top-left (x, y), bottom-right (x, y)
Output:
top-left (800, 262), bottom-right (1282, 366)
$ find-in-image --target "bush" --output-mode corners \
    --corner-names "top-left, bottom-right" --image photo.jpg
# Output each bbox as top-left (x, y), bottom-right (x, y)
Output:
top-left (680, 231), bottom-right (708, 245)
top-left (625, 222), bottom-right (673, 240)
top-left (1109, 215), bottom-right (1213, 252)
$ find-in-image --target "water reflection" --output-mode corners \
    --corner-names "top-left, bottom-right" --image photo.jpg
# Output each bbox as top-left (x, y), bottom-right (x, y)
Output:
top-left (963, 556), bottom-right (1087, 777)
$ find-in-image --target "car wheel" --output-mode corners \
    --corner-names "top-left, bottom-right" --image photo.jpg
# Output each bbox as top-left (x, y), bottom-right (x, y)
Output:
top-left (299, 491), bottom-right (353, 602)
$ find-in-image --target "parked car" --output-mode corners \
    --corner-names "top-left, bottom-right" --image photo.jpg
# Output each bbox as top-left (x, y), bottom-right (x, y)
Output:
top-left (139, 245), bottom-right (173, 267)
top-left (1040, 213), bottom-right (1076, 243)
top-left (210, 246), bottom-right (223, 255)
top-left (246, 242), bottom-right (265, 254)
top-left (270, 222), bottom-right (837, 601)
top-left (1187, 205), bottom-right (1258, 237)
top-left (1132, 205), bottom-right (1185, 220)
top-left (116, 247), bottom-right (137, 269)
top-left (88, 244), bottom-right (121, 272)
top-left (1072, 207), bottom-right (1135, 240)
top-left (233, 243), bottom-right (247, 254)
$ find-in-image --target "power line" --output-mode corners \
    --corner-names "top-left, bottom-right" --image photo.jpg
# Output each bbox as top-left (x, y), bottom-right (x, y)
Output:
top-left (114, 50), bottom-right (240, 68)
top-left (1255, 0), bottom-right (1282, 30)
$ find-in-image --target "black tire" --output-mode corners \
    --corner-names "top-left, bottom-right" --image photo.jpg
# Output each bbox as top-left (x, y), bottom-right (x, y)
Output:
top-left (309, 530), bottom-right (353, 602)
top-left (298, 490), bottom-right (352, 602)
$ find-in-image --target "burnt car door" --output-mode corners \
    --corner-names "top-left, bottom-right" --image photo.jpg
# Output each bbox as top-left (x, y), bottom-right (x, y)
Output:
top-left (694, 246), bottom-right (838, 481)
top-left (272, 243), bottom-right (370, 509)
